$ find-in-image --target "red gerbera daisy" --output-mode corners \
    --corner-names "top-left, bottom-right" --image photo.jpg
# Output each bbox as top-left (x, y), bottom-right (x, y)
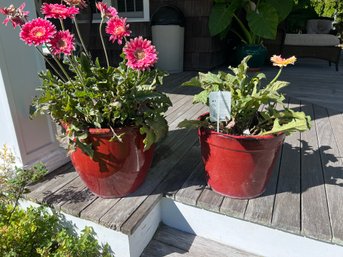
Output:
top-left (50, 30), bottom-right (75, 56)
top-left (19, 18), bottom-right (56, 46)
top-left (0, 3), bottom-right (29, 28)
top-left (124, 36), bottom-right (158, 70)
top-left (96, 2), bottom-right (118, 19)
top-left (41, 3), bottom-right (79, 20)
top-left (105, 16), bottom-right (131, 45)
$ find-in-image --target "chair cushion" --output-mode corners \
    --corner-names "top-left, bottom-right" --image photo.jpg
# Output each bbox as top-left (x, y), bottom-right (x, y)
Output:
top-left (306, 19), bottom-right (333, 34)
top-left (284, 33), bottom-right (340, 46)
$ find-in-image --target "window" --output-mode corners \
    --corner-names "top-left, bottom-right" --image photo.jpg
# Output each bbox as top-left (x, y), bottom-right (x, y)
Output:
top-left (102, 0), bottom-right (150, 22)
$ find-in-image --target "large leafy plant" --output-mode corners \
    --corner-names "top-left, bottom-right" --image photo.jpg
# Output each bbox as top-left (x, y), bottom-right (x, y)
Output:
top-left (209, 0), bottom-right (293, 44)
top-left (179, 55), bottom-right (311, 136)
top-left (0, 2), bottom-right (171, 157)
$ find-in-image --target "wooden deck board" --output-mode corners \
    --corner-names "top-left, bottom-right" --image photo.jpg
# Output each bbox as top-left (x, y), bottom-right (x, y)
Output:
top-left (271, 100), bottom-right (301, 234)
top-left (300, 103), bottom-right (332, 241)
top-left (26, 62), bottom-right (343, 246)
top-left (314, 105), bottom-right (343, 245)
top-left (142, 224), bottom-right (258, 257)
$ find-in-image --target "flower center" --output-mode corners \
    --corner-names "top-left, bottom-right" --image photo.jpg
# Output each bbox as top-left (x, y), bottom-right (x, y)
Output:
top-left (31, 27), bottom-right (45, 38)
top-left (57, 39), bottom-right (67, 49)
top-left (115, 26), bottom-right (125, 35)
top-left (134, 49), bottom-right (145, 60)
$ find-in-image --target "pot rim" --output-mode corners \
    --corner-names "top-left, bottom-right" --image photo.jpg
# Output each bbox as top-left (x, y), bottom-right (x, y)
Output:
top-left (198, 113), bottom-right (284, 140)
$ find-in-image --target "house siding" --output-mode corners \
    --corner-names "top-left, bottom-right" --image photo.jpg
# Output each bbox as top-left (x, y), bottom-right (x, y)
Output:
top-left (82, 0), bottom-right (226, 71)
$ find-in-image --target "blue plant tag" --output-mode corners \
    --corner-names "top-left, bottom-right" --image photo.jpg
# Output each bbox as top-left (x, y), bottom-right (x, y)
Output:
top-left (209, 91), bottom-right (231, 123)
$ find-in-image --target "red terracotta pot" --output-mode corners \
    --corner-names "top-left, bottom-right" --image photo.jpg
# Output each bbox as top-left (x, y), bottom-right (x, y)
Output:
top-left (198, 114), bottom-right (285, 199)
top-left (70, 126), bottom-right (154, 198)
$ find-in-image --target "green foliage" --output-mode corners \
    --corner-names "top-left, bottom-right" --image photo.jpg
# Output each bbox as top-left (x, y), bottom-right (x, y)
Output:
top-left (0, 145), bottom-right (113, 257)
top-left (209, 0), bottom-right (293, 43)
top-left (178, 56), bottom-right (311, 136)
top-left (31, 54), bottom-right (172, 156)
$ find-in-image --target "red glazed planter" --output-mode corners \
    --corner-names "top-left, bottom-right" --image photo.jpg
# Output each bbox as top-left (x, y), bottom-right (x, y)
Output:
top-left (69, 126), bottom-right (154, 198)
top-left (198, 114), bottom-right (285, 199)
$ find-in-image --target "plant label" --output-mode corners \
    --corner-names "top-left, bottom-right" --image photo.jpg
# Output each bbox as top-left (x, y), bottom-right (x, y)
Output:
top-left (209, 91), bottom-right (231, 122)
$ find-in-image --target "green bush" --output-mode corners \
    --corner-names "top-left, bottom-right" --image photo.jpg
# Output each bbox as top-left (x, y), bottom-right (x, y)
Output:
top-left (0, 145), bottom-right (113, 257)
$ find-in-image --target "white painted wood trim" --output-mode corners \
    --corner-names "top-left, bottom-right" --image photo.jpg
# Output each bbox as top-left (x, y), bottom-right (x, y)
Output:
top-left (161, 198), bottom-right (343, 257)
top-left (129, 201), bottom-right (161, 257)
top-left (0, 0), bottom-right (69, 170)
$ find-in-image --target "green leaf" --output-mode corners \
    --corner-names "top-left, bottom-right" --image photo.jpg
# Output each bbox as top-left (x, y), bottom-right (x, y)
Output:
top-left (247, 3), bottom-right (279, 39)
top-left (266, 0), bottom-right (293, 22)
top-left (182, 77), bottom-right (202, 87)
top-left (193, 90), bottom-right (209, 105)
top-left (208, 0), bottom-right (243, 36)
top-left (178, 119), bottom-right (209, 129)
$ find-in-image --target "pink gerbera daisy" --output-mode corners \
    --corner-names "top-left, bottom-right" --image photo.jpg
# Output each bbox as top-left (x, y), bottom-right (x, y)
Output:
top-left (19, 18), bottom-right (56, 46)
top-left (41, 3), bottom-right (79, 20)
top-left (96, 2), bottom-right (118, 19)
top-left (50, 30), bottom-right (75, 56)
top-left (0, 3), bottom-right (29, 28)
top-left (105, 16), bottom-right (131, 45)
top-left (124, 36), bottom-right (158, 70)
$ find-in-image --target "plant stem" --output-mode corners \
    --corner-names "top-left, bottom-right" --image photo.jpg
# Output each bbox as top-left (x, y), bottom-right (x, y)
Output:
top-left (35, 47), bottom-right (67, 82)
top-left (233, 14), bottom-right (253, 45)
top-left (99, 19), bottom-right (110, 68)
top-left (46, 45), bottom-right (73, 82)
top-left (73, 17), bottom-right (89, 57)
top-left (59, 18), bottom-right (65, 31)
top-left (269, 67), bottom-right (283, 85)
top-left (67, 56), bottom-right (85, 84)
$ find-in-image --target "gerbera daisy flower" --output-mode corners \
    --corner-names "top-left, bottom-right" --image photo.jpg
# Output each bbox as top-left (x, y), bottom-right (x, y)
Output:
top-left (96, 2), bottom-right (118, 19)
top-left (124, 36), bottom-right (158, 70)
top-left (19, 18), bottom-right (56, 46)
top-left (63, 0), bottom-right (87, 9)
top-left (41, 3), bottom-right (79, 20)
top-left (105, 16), bottom-right (131, 45)
top-left (0, 3), bottom-right (29, 28)
top-left (50, 30), bottom-right (75, 56)
top-left (270, 55), bottom-right (297, 67)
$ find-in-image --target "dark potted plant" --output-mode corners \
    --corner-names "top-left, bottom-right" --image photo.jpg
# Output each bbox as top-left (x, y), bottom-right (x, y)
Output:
top-left (179, 55), bottom-right (311, 199)
top-left (0, 2), bottom-right (171, 198)
top-left (209, 0), bottom-right (293, 69)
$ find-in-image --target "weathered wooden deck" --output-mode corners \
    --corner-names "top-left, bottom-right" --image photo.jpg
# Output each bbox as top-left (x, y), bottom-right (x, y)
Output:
top-left (26, 58), bottom-right (343, 253)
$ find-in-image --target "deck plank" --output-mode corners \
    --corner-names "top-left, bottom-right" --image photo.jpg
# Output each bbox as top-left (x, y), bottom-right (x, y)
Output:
top-left (122, 143), bottom-right (201, 234)
top-left (26, 164), bottom-right (78, 203)
top-left (197, 188), bottom-right (224, 213)
top-left (99, 131), bottom-right (199, 230)
top-left (314, 105), bottom-right (343, 244)
top-left (220, 197), bottom-right (248, 219)
top-left (174, 163), bottom-right (206, 206)
top-left (300, 103), bottom-right (332, 242)
top-left (143, 224), bottom-right (258, 257)
top-left (272, 100), bottom-right (301, 234)
top-left (244, 144), bottom-right (282, 225)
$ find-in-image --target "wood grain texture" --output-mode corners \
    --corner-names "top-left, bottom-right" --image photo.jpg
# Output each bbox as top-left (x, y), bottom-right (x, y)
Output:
top-left (175, 163), bottom-right (206, 206)
top-left (197, 188), bottom-right (224, 213)
top-left (142, 224), bottom-right (258, 257)
top-left (99, 131), bottom-right (199, 230)
top-left (314, 105), bottom-right (343, 244)
top-left (272, 100), bottom-right (301, 234)
top-left (300, 103), bottom-right (332, 241)
top-left (220, 197), bottom-right (248, 219)
top-left (26, 164), bottom-right (78, 203)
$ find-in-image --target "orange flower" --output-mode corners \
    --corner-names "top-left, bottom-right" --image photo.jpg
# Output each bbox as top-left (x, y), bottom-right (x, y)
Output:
top-left (270, 55), bottom-right (297, 67)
